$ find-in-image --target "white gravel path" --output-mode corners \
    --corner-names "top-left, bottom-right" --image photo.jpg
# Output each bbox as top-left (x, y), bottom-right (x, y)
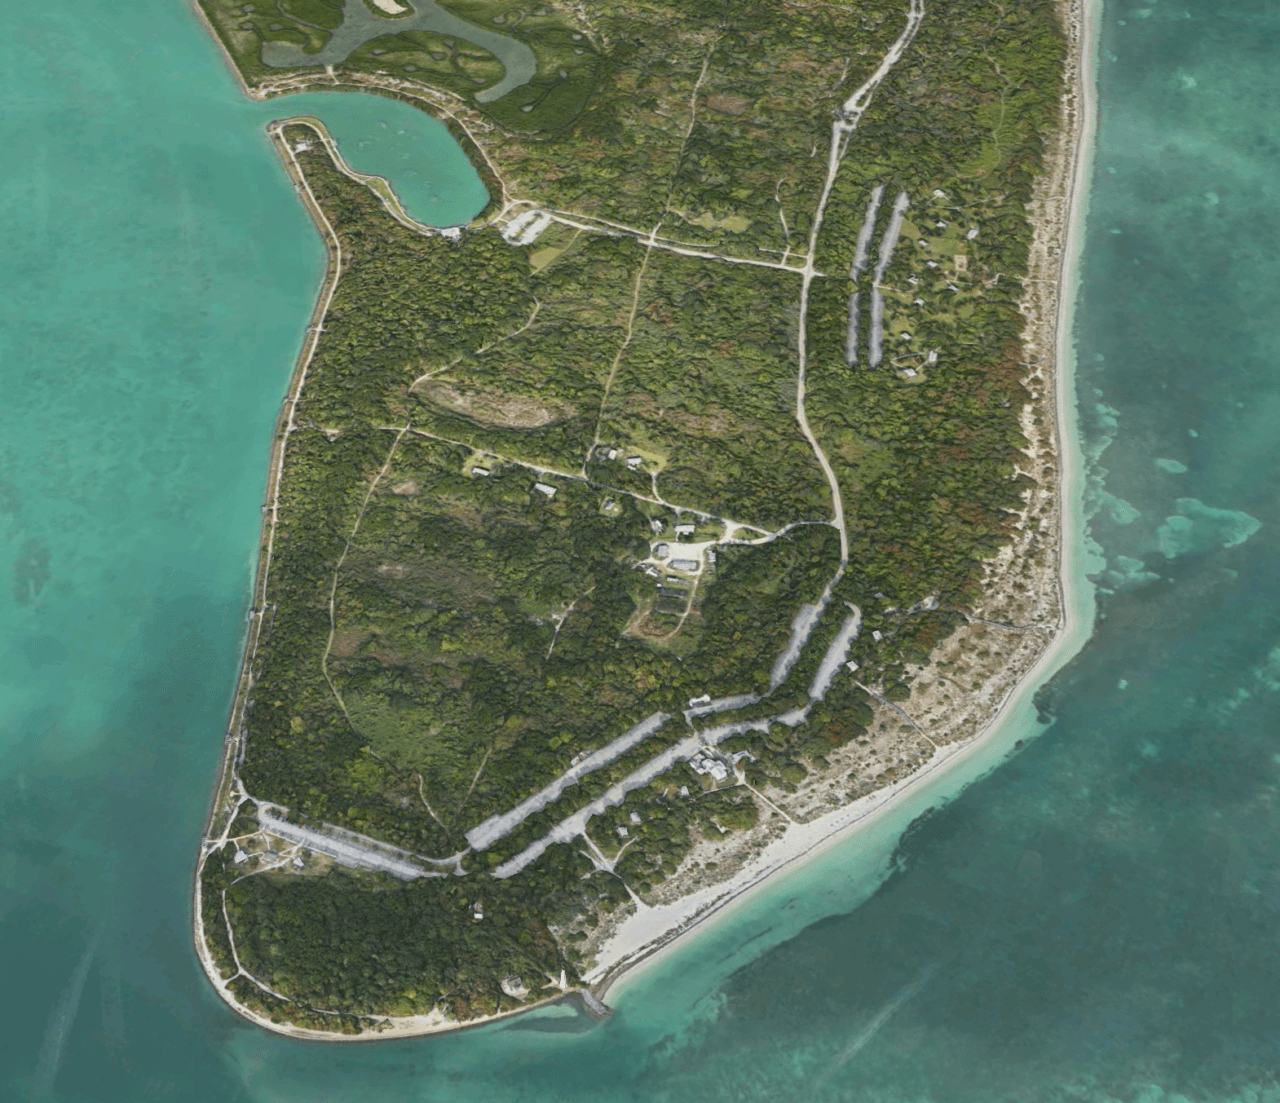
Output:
top-left (869, 191), bottom-right (910, 367)
top-left (807, 609), bottom-right (863, 701)
top-left (465, 712), bottom-right (670, 850)
top-left (258, 807), bottom-right (440, 880)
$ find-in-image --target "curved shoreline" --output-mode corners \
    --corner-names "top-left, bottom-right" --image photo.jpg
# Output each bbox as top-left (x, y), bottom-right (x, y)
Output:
top-left (190, 0), bottom-right (1100, 1042)
top-left (591, 0), bottom-right (1101, 1007)
top-left (191, 116), bottom-right (351, 1033)
top-left (190, 115), bottom-right (565, 1045)
top-left (187, 0), bottom-right (511, 217)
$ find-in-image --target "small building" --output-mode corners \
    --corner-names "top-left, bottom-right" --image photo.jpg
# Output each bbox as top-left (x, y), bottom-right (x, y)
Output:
top-left (233, 849), bottom-right (248, 865)
top-left (688, 694), bottom-right (712, 707)
top-left (902, 368), bottom-right (918, 379)
top-left (871, 630), bottom-right (883, 641)
top-left (650, 519), bottom-right (665, 534)
top-left (653, 543), bottom-right (670, 559)
top-left (846, 660), bottom-right (860, 673)
top-left (501, 976), bottom-right (529, 999)
top-left (670, 558), bottom-right (700, 572)
top-left (628, 812), bottom-right (642, 825)
top-left (674, 523), bottom-right (696, 538)
top-left (606, 448), bottom-right (619, 460)
top-left (473, 901), bottom-right (484, 921)
top-left (966, 227), bottom-right (980, 240)
top-left (706, 548), bottom-right (716, 564)
top-left (439, 226), bottom-right (462, 241)
top-left (689, 752), bottom-right (729, 782)
top-left (533, 482), bottom-right (557, 498)
top-left (471, 466), bottom-right (491, 477)
top-left (678, 786), bottom-right (690, 798)
top-left (935, 220), bottom-right (949, 229)
top-left (616, 826), bottom-right (629, 838)
top-left (626, 456), bottom-right (643, 470)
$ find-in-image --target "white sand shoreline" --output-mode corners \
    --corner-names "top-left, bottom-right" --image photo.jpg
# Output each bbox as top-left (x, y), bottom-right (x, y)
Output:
top-left (587, 0), bottom-right (1101, 1007)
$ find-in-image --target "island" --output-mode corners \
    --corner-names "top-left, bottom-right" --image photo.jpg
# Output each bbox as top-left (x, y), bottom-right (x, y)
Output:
top-left (191, 0), bottom-right (1088, 1038)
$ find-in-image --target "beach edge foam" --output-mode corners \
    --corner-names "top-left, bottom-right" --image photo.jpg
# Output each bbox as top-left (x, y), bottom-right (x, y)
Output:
top-left (587, 0), bottom-right (1102, 1009)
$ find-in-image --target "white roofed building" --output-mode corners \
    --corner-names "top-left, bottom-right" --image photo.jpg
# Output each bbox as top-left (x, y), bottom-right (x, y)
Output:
top-left (688, 752), bottom-right (729, 782)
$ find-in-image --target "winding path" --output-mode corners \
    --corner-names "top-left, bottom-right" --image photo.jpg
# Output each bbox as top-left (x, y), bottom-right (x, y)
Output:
top-left (201, 0), bottom-right (929, 901)
top-left (793, 0), bottom-right (927, 567)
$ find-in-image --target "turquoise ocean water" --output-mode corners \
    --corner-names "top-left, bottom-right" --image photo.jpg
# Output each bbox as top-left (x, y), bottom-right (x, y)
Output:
top-left (293, 99), bottom-right (488, 224)
top-left (4, 0), bottom-right (1279, 1099)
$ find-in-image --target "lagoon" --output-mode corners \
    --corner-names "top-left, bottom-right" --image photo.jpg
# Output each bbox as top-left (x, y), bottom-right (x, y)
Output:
top-left (274, 94), bottom-right (489, 225)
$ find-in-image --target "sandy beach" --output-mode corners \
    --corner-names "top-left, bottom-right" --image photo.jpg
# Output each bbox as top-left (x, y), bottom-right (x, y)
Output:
top-left (583, 0), bottom-right (1101, 1004)
top-left (581, 0), bottom-right (1101, 1004)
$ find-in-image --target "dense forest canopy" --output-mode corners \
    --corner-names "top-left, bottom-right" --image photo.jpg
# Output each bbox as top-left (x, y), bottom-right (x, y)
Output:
top-left (195, 0), bottom-right (1066, 1032)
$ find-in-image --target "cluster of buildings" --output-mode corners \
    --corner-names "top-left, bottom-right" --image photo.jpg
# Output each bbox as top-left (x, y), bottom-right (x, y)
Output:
top-left (464, 463), bottom-right (565, 505)
top-left (636, 516), bottom-right (716, 595)
top-left (651, 542), bottom-right (700, 572)
top-left (688, 751), bottom-right (730, 782)
top-left (615, 812), bottom-right (645, 838)
top-left (595, 443), bottom-right (646, 470)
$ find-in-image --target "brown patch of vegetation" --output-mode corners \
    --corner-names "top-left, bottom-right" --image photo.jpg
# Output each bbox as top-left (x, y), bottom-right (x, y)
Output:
top-left (439, 499), bottom-right (485, 528)
top-left (661, 407), bottom-right (757, 437)
top-left (704, 92), bottom-right (752, 115)
top-left (415, 381), bottom-right (573, 429)
top-left (330, 629), bottom-right (371, 659)
top-left (985, 339), bottom-right (1034, 404)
